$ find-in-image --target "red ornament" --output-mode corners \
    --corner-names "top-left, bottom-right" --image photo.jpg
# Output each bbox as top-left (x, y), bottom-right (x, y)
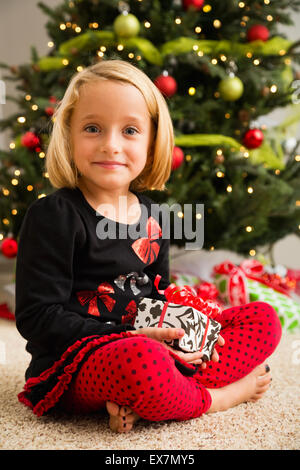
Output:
top-left (247, 24), bottom-right (269, 42)
top-left (21, 131), bottom-right (40, 150)
top-left (154, 74), bottom-right (177, 97)
top-left (45, 107), bottom-right (54, 116)
top-left (242, 128), bottom-right (264, 149)
top-left (1, 238), bottom-right (18, 258)
top-left (183, 0), bottom-right (205, 10)
top-left (172, 146), bottom-right (184, 170)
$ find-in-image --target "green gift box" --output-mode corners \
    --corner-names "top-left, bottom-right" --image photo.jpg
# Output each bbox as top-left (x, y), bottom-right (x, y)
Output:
top-left (247, 278), bottom-right (300, 332)
top-left (214, 273), bottom-right (300, 331)
top-left (170, 271), bottom-right (201, 288)
top-left (213, 260), bottom-right (300, 332)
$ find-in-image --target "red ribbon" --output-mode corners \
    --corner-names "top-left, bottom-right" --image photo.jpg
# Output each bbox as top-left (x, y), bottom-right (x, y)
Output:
top-left (214, 259), bottom-right (295, 302)
top-left (77, 282), bottom-right (116, 317)
top-left (154, 275), bottom-right (222, 319)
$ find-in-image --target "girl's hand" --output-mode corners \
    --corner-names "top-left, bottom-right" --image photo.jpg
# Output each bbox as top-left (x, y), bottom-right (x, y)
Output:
top-left (132, 326), bottom-right (185, 344)
top-left (131, 327), bottom-right (204, 365)
top-left (165, 333), bottom-right (225, 367)
top-left (200, 334), bottom-right (225, 369)
top-left (132, 327), bottom-right (225, 367)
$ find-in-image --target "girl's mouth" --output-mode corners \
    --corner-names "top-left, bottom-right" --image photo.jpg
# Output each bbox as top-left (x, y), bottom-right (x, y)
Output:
top-left (93, 162), bottom-right (125, 169)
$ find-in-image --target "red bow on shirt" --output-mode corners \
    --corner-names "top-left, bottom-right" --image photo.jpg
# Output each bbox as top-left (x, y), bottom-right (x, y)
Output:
top-left (77, 282), bottom-right (116, 317)
top-left (121, 300), bottom-right (138, 325)
top-left (131, 216), bottom-right (162, 264)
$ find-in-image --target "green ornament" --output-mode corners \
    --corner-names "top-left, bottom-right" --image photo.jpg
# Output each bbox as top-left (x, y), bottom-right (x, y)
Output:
top-left (218, 76), bottom-right (244, 101)
top-left (113, 13), bottom-right (140, 38)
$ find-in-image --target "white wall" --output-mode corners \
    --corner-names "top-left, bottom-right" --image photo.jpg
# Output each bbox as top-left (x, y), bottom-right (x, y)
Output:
top-left (0, 0), bottom-right (299, 267)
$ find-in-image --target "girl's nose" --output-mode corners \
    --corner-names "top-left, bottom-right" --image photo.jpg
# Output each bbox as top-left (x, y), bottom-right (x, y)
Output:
top-left (99, 131), bottom-right (121, 154)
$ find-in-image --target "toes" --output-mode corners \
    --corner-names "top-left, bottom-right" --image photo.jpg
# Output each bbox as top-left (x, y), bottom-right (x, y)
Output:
top-left (106, 401), bottom-right (120, 417)
top-left (108, 415), bottom-right (120, 432)
top-left (107, 402), bottom-right (139, 433)
top-left (109, 415), bottom-right (132, 433)
top-left (119, 406), bottom-right (131, 417)
top-left (121, 422), bottom-right (133, 433)
top-left (123, 413), bottom-right (137, 424)
top-left (256, 363), bottom-right (269, 377)
top-left (257, 374), bottom-right (271, 387)
top-left (250, 381), bottom-right (271, 402)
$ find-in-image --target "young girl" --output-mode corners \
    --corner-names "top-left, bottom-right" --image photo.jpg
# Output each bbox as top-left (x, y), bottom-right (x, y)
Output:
top-left (16, 60), bottom-right (281, 433)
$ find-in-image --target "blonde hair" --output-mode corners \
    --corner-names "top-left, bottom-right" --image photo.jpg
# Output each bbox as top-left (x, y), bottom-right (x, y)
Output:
top-left (46, 59), bottom-right (174, 192)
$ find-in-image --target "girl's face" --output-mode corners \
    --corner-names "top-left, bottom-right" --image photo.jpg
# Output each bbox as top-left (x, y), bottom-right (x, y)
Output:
top-left (70, 79), bottom-right (154, 197)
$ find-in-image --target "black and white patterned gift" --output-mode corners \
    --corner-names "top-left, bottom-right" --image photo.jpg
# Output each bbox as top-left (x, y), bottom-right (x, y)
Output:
top-left (135, 297), bottom-right (222, 361)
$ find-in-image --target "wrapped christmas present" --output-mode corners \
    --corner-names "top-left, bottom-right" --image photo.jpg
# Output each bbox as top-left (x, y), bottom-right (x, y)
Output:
top-left (213, 260), bottom-right (300, 331)
top-left (247, 278), bottom-right (300, 331)
top-left (170, 271), bottom-right (202, 287)
top-left (133, 275), bottom-right (222, 360)
top-left (287, 269), bottom-right (300, 297)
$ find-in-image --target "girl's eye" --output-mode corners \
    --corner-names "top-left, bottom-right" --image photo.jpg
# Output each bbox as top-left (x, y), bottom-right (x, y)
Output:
top-left (84, 126), bottom-right (138, 135)
top-left (85, 125), bottom-right (99, 133)
top-left (124, 127), bottom-right (138, 136)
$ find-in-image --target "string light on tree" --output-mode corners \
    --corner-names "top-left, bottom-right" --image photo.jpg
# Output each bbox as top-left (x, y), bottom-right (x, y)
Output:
top-left (203, 4), bottom-right (212, 12)
top-left (213, 20), bottom-right (222, 29)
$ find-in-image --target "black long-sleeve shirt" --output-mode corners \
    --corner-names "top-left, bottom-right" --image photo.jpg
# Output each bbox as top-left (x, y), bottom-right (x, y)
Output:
top-left (15, 187), bottom-right (170, 380)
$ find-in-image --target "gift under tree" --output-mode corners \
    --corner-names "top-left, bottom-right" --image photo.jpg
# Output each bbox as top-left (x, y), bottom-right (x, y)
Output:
top-left (0, 0), bottom-right (300, 261)
top-left (213, 259), bottom-right (300, 331)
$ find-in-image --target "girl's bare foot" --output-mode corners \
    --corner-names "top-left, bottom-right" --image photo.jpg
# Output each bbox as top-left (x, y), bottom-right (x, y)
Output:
top-left (106, 401), bottom-right (140, 433)
top-left (207, 363), bottom-right (272, 413)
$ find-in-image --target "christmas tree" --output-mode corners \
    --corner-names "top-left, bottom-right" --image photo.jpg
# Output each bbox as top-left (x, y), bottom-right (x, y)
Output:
top-left (1, 0), bottom-right (300, 259)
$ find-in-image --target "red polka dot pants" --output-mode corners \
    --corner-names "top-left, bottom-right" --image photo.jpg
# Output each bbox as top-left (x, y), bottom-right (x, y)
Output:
top-left (194, 301), bottom-right (282, 388)
top-left (60, 301), bottom-right (282, 421)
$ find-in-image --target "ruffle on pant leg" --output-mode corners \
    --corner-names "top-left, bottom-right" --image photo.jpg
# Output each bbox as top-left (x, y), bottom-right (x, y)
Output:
top-left (18, 331), bottom-right (138, 416)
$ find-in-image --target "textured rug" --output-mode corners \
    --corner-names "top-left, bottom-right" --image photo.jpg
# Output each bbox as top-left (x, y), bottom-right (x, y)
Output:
top-left (0, 317), bottom-right (299, 450)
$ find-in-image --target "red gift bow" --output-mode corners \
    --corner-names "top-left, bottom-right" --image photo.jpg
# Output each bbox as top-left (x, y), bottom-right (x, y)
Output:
top-left (154, 274), bottom-right (222, 319)
top-left (214, 260), bottom-right (295, 304)
top-left (196, 282), bottom-right (219, 301)
top-left (77, 282), bottom-right (116, 317)
top-left (213, 260), bottom-right (256, 306)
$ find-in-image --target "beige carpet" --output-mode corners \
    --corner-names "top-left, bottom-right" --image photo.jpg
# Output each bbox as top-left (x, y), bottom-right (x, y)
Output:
top-left (0, 318), bottom-right (299, 450)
